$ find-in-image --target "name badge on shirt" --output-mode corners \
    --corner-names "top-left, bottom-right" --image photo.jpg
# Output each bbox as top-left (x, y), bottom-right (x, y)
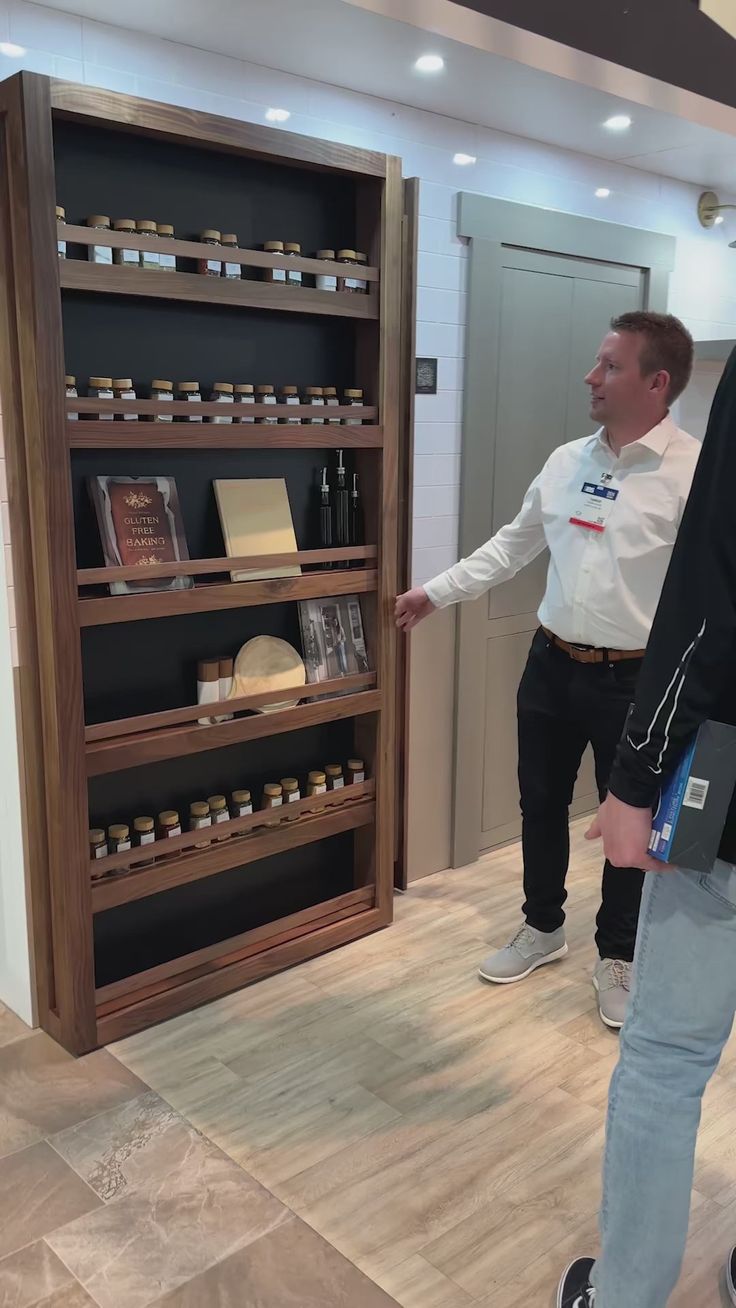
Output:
top-left (570, 477), bottom-right (619, 533)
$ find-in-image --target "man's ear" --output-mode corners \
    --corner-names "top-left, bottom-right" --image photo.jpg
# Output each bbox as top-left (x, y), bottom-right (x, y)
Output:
top-left (650, 369), bottom-right (670, 396)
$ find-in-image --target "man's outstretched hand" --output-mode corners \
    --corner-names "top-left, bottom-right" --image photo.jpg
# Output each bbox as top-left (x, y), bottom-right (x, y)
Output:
top-left (586, 792), bottom-right (666, 872)
top-left (395, 586), bottom-right (435, 632)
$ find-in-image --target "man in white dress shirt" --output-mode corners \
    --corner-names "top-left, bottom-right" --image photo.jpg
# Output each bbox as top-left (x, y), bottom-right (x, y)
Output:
top-left (396, 312), bottom-right (699, 1028)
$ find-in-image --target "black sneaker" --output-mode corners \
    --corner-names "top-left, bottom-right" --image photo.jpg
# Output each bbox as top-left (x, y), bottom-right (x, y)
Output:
top-left (727, 1247), bottom-right (736, 1305)
top-left (557, 1258), bottom-right (596, 1307)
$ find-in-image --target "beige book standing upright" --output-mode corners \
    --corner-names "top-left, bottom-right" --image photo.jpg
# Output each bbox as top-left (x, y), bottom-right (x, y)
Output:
top-left (213, 478), bottom-right (302, 582)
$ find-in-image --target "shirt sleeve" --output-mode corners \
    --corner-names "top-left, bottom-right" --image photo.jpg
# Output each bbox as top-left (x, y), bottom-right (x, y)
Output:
top-left (423, 465), bottom-right (548, 609)
top-left (609, 351), bottom-right (736, 808)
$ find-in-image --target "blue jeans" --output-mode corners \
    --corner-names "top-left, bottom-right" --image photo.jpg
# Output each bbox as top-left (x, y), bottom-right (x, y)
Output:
top-left (592, 861), bottom-right (736, 1307)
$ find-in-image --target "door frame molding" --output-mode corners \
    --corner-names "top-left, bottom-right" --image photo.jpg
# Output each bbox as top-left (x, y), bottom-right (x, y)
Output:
top-left (451, 194), bottom-right (675, 868)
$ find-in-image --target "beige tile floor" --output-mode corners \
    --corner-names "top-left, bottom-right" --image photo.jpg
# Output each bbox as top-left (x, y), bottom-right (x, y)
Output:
top-left (1, 821), bottom-right (734, 1306)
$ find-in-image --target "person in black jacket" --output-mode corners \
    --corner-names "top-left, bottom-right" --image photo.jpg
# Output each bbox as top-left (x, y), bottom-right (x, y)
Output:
top-left (557, 345), bottom-right (736, 1308)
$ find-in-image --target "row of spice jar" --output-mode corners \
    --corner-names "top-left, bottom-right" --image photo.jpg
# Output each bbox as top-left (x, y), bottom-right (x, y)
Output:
top-left (66, 376), bottom-right (367, 424)
top-left (89, 758), bottom-right (366, 880)
top-left (56, 209), bottom-right (369, 293)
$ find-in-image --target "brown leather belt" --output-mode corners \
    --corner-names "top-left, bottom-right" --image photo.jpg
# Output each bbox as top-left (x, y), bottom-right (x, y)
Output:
top-left (542, 627), bottom-right (645, 665)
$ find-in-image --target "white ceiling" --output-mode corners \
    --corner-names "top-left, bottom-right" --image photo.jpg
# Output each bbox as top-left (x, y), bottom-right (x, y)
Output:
top-left (35, 0), bottom-right (736, 191)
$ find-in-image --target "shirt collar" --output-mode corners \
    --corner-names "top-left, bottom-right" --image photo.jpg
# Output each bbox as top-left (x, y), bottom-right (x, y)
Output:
top-left (595, 413), bottom-right (676, 460)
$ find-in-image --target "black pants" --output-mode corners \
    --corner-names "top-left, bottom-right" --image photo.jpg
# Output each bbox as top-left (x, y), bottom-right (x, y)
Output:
top-left (517, 627), bottom-right (645, 962)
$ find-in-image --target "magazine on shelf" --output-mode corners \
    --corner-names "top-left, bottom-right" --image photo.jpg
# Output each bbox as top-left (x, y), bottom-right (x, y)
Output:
top-left (298, 595), bottom-right (370, 695)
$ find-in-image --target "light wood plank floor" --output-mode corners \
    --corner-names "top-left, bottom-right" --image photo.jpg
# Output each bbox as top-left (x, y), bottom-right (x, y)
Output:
top-left (113, 822), bottom-right (736, 1307)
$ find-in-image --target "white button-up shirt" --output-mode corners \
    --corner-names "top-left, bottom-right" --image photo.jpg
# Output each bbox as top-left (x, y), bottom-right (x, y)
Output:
top-left (423, 415), bottom-right (700, 650)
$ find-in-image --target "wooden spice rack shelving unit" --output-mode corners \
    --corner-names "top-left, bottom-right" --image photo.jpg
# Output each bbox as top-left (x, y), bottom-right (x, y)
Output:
top-left (0, 73), bottom-right (404, 1053)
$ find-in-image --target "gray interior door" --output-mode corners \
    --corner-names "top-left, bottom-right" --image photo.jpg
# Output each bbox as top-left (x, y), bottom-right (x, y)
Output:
top-left (452, 197), bottom-right (674, 867)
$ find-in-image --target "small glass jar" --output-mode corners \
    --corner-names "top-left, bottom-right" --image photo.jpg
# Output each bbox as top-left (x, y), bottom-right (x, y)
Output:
top-left (87, 215), bottom-right (112, 265)
top-left (231, 789), bottom-right (253, 819)
top-left (255, 385), bottom-right (278, 424)
top-left (208, 794), bottom-right (230, 841)
top-left (137, 220), bottom-right (159, 270)
top-left (281, 776), bottom-right (301, 819)
top-left (113, 219), bottom-right (139, 268)
top-left (315, 249), bottom-right (337, 292)
top-left (323, 386), bottom-right (340, 425)
top-left (65, 375), bottom-right (78, 421)
top-left (176, 381), bottom-right (202, 421)
top-left (263, 241), bottom-right (286, 284)
top-left (325, 763), bottom-right (345, 792)
top-left (355, 251), bottom-right (369, 293)
top-left (284, 242), bottom-right (302, 288)
top-left (189, 800), bottom-right (212, 848)
top-left (221, 233), bottom-right (241, 280)
top-left (56, 205), bottom-right (67, 259)
top-left (346, 758), bottom-right (366, 786)
top-left (157, 810), bottom-right (182, 855)
top-left (208, 382), bottom-right (235, 424)
top-left (304, 386), bottom-right (325, 424)
top-left (278, 385), bottom-right (301, 424)
top-left (261, 782), bottom-right (283, 825)
top-left (234, 384), bottom-right (256, 423)
top-left (113, 377), bottom-right (137, 420)
top-left (305, 770), bottom-right (327, 811)
top-left (157, 223), bottom-right (176, 271)
top-left (198, 229), bottom-right (222, 276)
top-left (107, 823), bottom-right (131, 877)
top-left (88, 377), bottom-right (114, 421)
top-left (343, 388), bottom-right (365, 425)
top-left (151, 379), bottom-right (174, 421)
top-left (336, 249), bottom-right (360, 293)
top-left (133, 816), bottom-right (156, 867)
top-left (89, 828), bottom-right (108, 880)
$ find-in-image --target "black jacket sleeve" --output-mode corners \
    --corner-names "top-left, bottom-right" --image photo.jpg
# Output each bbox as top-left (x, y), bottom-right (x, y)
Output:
top-left (608, 347), bottom-right (736, 808)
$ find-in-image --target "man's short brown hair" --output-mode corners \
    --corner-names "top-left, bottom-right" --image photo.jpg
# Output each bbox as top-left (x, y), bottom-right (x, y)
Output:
top-left (610, 310), bottom-right (694, 404)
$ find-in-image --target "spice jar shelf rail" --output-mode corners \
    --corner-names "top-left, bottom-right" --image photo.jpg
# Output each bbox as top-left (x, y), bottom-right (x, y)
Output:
top-left (67, 397), bottom-right (379, 421)
top-left (60, 225), bottom-right (380, 282)
top-left (77, 566), bottom-right (378, 627)
top-left (90, 782), bottom-right (376, 911)
top-left (85, 670), bottom-right (377, 742)
top-left (78, 545), bottom-right (377, 587)
top-left (68, 421), bottom-right (383, 450)
top-left (59, 260), bottom-right (379, 319)
top-left (85, 687), bottom-right (382, 776)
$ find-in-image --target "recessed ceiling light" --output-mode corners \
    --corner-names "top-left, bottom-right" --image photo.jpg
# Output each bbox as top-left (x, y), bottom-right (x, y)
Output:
top-left (0, 42), bottom-right (26, 57)
top-left (595, 188), bottom-right (611, 198)
top-left (453, 152), bottom-right (477, 166)
top-left (414, 54), bottom-right (445, 73)
top-left (265, 107), bottom-right (290, 124)
top-left (714, 214), bottom-right (725, 225)
top-left (603, 114), bottom-right (632, 131)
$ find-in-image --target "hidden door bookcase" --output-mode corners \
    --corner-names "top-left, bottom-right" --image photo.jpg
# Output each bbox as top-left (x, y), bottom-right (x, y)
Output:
top-left (0, 73), bottom-right (403, 1054)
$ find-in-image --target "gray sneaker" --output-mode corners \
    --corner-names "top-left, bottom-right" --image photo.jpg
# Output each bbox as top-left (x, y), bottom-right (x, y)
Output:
top-left (593, 958), bottom-right (632, 1030)
top-left (478, 923), bottom-right (568, 984)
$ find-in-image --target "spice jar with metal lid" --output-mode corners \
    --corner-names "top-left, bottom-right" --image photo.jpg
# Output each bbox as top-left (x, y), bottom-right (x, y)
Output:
top-left (263, 240), bottom-right (286, 284)
top-left (198, 230), bottom-right (222, 277)
top-left (157, 223), bottom-right (176, 271)
top-left (284, 242), bottom-right (303, 287)
top-left (189, 800), bottom-right (211, 848)
top-left (278, 385), bottom-right (301, 424)
top-left (355, 251), bottom-right (369, 293)
top-left (221, 233), bottom-right (241, 280)
top-left (304, 386), bottom-right (325, 423)
top-left (89, 828), bottom-right (108, 879)
top-left (323, 386), bottom-right (340, 424)
top-left (343, 388), bottom-right (365, 424)
top-left (87, 215), bottom-right (112, 264)
top-left (136, 220), bottom-right (159, 270)
top-left (315, 249), bottom-right (337, 292)
top-left (108, 823), bottom-right (131, 877)
top-left (176, 381), bottom-right (202, 421)
top-left (336, 249), bottom-right (360, 293)
top-left (88, 377), bottom-right (114, 421)
top-left (255, 385), bottom-right (278, 424)
top-left (208, 794), bottom-right (230, 841)
top-left (208, 381), bottom-right (235, 424)
top-left (151, 379), bottom-right (174, 421)
top-left (281, 776), bottom-right (301, 819)
top-left (305, 769), bottom-right (327, 812)
top-left (157, 809), bottom-right (182, 846)
top-left (56, 205), bottom-right (67, 259)
top-left (234, 384), bottom-right (256, 423)
top-left (65, 375), bottom-right (78, 421)
top-left (346, 758), bottom-right (366, 786)
top-left (261, 782), bottom-right (283, 825)
top-left (325, 763), bottom-right (345, 792)
top-left (113, 378), bottom-right (137, 420)
top-left (113, 219), bottom-right (139, 268)
top-left (231, 789), bottom-right (253, 818)
top-left (133, 816), bottom-right (156, 867)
